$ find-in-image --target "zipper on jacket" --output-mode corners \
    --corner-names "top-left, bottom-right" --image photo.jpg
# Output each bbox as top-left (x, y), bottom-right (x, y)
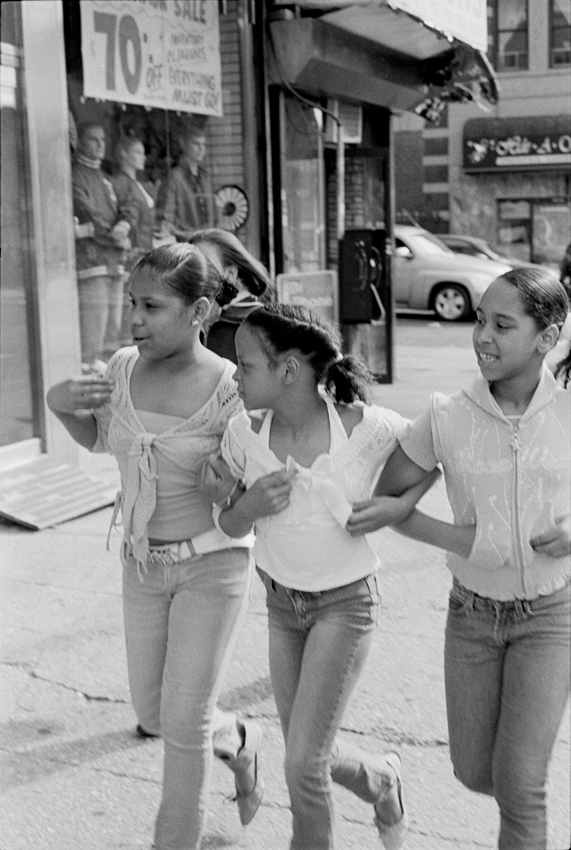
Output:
top-left (509, 423), bottom-right (527, 597)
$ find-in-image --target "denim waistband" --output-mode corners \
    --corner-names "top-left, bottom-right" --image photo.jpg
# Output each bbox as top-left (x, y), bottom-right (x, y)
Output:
top-left (452, 578), bottom-right (570, 614)
top-left (256, 567), bottom-right (376, 599)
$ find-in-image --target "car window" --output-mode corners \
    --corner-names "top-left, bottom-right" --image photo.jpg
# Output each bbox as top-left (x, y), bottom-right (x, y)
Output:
top-left (395, 238), bottom-right (412, 258)
top-left (407, 233), bottom-right (451, 255)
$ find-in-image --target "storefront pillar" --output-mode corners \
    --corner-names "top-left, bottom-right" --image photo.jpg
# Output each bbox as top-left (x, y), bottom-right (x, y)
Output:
top-left (21, 0), bottom-right (80, 464)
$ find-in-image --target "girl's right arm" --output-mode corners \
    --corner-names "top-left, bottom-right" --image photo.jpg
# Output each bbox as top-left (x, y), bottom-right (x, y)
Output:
top-left (351, 444), bottom-right (476, 558)
top-left (46, 376), bottom-right (113, 450)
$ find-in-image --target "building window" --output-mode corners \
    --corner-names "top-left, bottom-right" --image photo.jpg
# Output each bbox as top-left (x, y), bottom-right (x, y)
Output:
top-left (550, 0), bottom-right (571, 66)
top-left (488, 0), bottom-right (529, 71)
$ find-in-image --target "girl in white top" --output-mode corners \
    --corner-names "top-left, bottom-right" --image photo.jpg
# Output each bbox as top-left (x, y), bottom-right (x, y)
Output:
top-left (46, 244), bottom-right (263, 850)
top-left (211, 304), bottom-right (439, 850)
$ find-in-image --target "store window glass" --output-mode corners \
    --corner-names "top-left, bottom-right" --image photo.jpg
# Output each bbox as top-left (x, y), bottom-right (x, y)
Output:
top-left (550, 0), bottom-right (571, 66)
top-left (488, 0), bottom-right (529, 71)
top-left (498, 200), bottom-right (532, 262)
top-left (62, 0), bottom-right (246, 370)
top-left (532, 203), bottom-right (571, 273)
top-left (280, 95), bottom-right (326, 273)
top-left (498, 199), bottom-right (571, 272)
top-left (0, 5), bottom-right (38, 447)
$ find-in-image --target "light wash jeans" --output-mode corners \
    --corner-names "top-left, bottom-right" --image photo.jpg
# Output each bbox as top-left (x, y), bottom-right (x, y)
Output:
top-left (77, 274), bottom-right (124, 363)
top-left (122, 548), bottom-right (253, 850)
top-left (444, 580), bottom-right (571, 850)
top-left (258, 568), bottom-right (396, 850)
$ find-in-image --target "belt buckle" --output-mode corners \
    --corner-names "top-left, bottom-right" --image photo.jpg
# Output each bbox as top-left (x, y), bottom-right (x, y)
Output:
top-left (180, 538), bottom-right (198, 560)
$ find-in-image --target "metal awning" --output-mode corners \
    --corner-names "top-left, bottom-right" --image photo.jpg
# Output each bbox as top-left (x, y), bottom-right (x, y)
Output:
top-left (269, 1), bottom-right (499, 119)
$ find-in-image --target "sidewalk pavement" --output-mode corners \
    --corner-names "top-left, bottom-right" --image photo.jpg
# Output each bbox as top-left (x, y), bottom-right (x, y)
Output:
top-left (1, 337), bottom-right (569, 850)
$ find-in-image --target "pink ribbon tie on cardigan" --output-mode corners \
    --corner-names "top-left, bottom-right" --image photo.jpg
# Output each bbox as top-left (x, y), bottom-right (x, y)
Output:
top-left (123, 433), bottom-right (159, 575)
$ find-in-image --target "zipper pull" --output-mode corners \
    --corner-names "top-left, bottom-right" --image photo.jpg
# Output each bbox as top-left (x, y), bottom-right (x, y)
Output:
top-left (510, 427), bottom-right (521, 452)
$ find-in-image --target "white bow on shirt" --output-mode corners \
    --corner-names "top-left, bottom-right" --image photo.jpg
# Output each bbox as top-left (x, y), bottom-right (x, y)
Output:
top-left (284, 454), bottom-right (353, 527)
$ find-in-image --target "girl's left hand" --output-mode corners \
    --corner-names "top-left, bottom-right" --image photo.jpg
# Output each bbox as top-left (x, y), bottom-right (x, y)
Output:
top-left (530, 515), bottom-right (571, 558)
top-left (346, 496), bottom-right (407, 536)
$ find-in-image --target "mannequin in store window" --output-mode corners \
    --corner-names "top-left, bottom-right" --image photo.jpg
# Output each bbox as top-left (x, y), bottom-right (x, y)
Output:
top-left (112, 137), bottom-right (157, 347)
top-left (156, 124), bottom-right (217, 239)
top-left (72, 122), bottom-right (132, 373)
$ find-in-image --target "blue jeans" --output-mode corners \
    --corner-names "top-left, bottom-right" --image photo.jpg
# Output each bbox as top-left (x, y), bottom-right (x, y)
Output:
top-left (258, 568), bottom-right (394, 850)
top-left (122, 548), bottom-right (253, 850)
top-left (444, 580), bottom-right (571, 850)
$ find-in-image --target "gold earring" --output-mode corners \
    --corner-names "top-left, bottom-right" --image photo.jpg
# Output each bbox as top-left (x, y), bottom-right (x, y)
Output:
top-left (192, 318), bottom-right (200, 326)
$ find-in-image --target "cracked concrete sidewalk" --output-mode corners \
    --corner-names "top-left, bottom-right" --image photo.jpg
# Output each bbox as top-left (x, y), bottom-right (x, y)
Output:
top-left (1, 339), bottom-right (569, 850)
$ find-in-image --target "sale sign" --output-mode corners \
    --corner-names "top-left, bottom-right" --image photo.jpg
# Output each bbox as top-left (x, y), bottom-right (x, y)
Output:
top-left (80, 0), bottom-right (222, 116)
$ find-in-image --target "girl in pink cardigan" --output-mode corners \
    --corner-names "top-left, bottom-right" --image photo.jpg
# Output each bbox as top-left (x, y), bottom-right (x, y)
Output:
top-left (47, 244), bottom-right (263, 850)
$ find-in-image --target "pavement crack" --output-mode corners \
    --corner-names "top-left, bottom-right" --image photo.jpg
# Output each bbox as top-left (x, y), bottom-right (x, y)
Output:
top-left (339, 724), bottom-right (448, 748)
top-left (2, 661), bottom-right (128, 704)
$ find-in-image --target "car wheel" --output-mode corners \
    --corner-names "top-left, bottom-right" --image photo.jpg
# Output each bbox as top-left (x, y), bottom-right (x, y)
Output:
top-left (432, 284), bottom-right (471, 321)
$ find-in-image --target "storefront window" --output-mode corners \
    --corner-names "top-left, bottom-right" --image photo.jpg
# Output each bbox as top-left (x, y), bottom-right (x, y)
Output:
top-left (498, 198), bottom-right (570, 272)
top-left (488, 0), bottom-right (529, 71)
top-left (280, 94), bottom-right (326, 273)
top-left (532, 203), bottom-right (571, 272)
top-left (0, 6), bottom-right (37, 447)
top-left (550, 0), bottom-right (571, 66)
top-left (62, 0), bottom-right (249, 369)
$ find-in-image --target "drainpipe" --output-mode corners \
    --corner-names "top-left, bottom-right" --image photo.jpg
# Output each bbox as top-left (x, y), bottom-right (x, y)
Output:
top-left (336, 122), bottom-right (345, 242)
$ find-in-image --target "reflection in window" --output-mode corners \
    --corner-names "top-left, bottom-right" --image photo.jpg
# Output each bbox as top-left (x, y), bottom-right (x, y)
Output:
top-left (1, 8), bottom-right (36, 446)
top-left (488, 0), bottom-right (529, 71)
top-left (498, 199), bottom-right (531, 263)
top-left (498, 199), bottom-right (571, 270)
top-left (281, 95), bottom-right (325, 273)
top-left (550, 0), bottom-right (571, 66)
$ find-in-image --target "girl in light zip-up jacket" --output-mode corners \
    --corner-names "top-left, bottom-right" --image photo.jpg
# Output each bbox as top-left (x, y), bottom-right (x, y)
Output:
top-left (348, 268), bottom-right (570, 850)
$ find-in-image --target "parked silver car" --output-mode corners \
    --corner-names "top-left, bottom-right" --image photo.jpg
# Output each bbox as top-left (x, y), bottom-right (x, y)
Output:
top-left (394, 225), bottom-right (511, 321)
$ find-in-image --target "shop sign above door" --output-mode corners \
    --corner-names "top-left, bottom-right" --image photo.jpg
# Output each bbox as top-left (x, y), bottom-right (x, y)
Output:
top-left (463, 115), bottom-right (571, 172)
top-left (80, 0), bottom-right (222, 116)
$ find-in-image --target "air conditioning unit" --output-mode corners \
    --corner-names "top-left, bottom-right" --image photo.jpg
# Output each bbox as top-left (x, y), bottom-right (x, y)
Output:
top-left (323, 100), bottom-right (363, 145)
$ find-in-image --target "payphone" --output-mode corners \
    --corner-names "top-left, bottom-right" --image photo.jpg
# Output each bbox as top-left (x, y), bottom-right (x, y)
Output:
top-left (338, 229), bottom-right (393, 382)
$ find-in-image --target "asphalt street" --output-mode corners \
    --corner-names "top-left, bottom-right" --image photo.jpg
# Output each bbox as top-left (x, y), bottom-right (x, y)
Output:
top-left (1, 317), bottom-right (569, 850)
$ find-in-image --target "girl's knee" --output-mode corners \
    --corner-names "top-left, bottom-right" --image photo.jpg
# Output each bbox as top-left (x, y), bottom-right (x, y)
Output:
top-left (493, 758), bottom-right (547, 812)
top-left (285, 748), bottom-right (329, 797)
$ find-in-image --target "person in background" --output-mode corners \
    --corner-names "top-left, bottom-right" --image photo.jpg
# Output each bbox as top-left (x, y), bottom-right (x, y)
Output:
top-left (188, 228), bottom-right (273, 363)
top-left (350, 268), bottom-right (570, 850)
top-left (46, 244), bottom-right (265, 849)
top-left (112, 136), bottom-right (157, 346)
top-left (157, 124), bottom-right (216, 239)
top-left (72, 122), bottom-right (131, 373)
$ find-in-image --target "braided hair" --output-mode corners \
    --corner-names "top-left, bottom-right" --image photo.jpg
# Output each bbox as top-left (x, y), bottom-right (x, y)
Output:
top-left (242, 304), bottom-right (373, 403)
